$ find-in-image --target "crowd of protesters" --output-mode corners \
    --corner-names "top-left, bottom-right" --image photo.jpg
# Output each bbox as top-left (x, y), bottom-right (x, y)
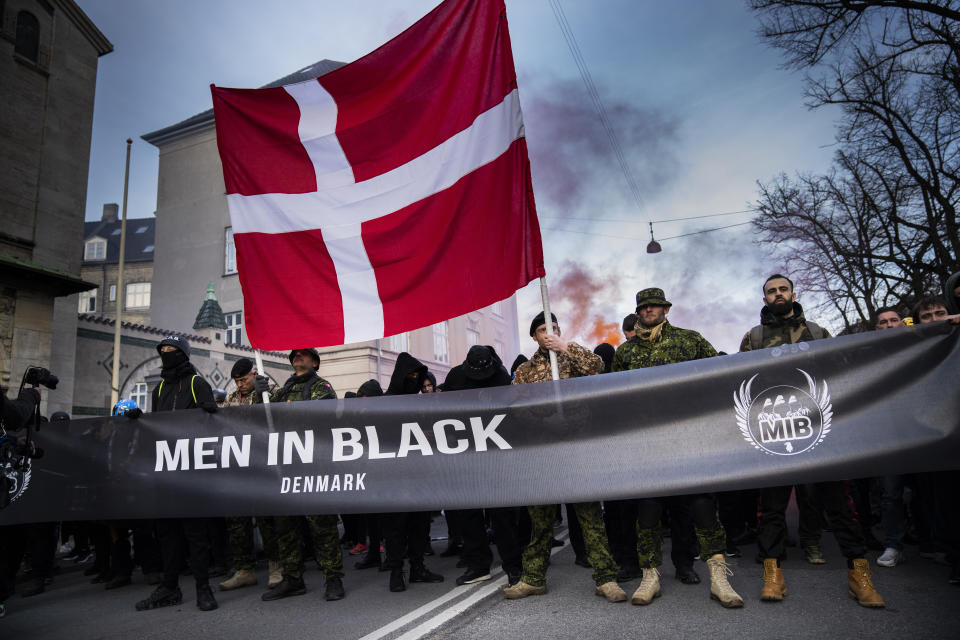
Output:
top-left (1, 272), bottom-right (958, 619)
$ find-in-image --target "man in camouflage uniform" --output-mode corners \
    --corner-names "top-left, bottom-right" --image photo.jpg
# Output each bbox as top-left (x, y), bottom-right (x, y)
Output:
top-left (503, 311), bottom-right (627, 603)
top-left (218, 358), bottom-right (281, 592)
top-left (261, 349), bottom-right (346, 602)
top-left (742, 274), bottom-right (883, 608)
top-left (612, 288), bottom-right (743, 608)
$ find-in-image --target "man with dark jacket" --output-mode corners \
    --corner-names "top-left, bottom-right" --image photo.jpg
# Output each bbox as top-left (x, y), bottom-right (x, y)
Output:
top-left (613, 288), bottom-right (742, 609)
top-left (741, 275), bottom-right (884, 608)
top-left (382, 352), bottom-right (444, 592)
top-left (443, 346), bottom-right (523, 586)
top-left (261, 349), bottom-right (346, 602)
top-left (135, 335), bottom-right (219, 612)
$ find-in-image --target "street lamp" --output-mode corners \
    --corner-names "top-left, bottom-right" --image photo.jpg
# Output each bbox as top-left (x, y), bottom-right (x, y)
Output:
top-left (646, 222), bottom-right (662, 254)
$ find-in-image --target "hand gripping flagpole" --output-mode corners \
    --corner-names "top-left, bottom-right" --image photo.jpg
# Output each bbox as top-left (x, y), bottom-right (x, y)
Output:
top-left (539, 276), bottom-right (561, 381)
top-left (253, 349), bottom-right (271, 404)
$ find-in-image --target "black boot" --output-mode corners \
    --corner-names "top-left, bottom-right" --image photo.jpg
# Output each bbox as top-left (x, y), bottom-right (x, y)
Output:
top-left (261, 576), bottom-right (306, 601)
top-left (354, 549), bottom-right (381, 570)
top-left (389, 568), bottom-right (406, 592)
top-left (196, 584), bottom-right (218, 611)
top-left (409, 564), bottom-right (444, 583)
top-left (135, 585), bottom-right (183, 611)
top-left (325, 576), bottom-right (345, 601)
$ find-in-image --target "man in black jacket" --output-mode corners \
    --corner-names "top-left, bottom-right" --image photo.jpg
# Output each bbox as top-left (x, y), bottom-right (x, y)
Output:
top-left (135, 335), bottom-right (219, 613)
top-left (443, 346), bottom-right (524, 586)
top-left (381, 352), bottom-right (444, 592)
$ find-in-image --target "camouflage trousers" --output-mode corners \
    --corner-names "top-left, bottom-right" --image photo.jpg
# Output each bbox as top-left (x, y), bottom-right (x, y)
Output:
top-left (225, 516), bottom-right (278, 571)
top-left (635, 494), bottom-right (726, 568)
top-left (522, 503), bottom-right (618, 588)
top-left (274, 514), bottom-right (344, 580)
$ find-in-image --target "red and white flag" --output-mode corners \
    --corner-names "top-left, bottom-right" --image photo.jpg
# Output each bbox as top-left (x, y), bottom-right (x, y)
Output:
top-left (211, 0), bottom-right (544, 350)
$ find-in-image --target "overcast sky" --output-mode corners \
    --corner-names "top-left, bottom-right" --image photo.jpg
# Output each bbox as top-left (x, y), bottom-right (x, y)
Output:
top-left (76, 0), bottom-right (840, 355)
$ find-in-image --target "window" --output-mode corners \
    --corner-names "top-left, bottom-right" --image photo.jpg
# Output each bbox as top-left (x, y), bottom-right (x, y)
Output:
top-left (494, 340), bottom-right (505, 358)
top-left (390, 332), bottom-right (409, 353)
top-left (15, 11), bottom-right (39, 62)
top-left (491, 300), bottom-right (503, 316)
top-left (433, 322), bottom-right (449, 363)
top-left (84, 239), bottom-right (106, 261)
top-left (111, 228), bottom-right (121, 235)
top-left (225, 227), bottom-right (237, 274)
top-left (466, 328), bottom-right (479, 347)
top-left (126, 282), bottom-right (151, 309)
top-left (109, 284), bottom-right (116, 301)
top-left (129, 382), bottom-right (148, 410)
top-left (135, 226), bottom-right (148, 234)
top-left (78, 289), bottom-right (97, 313)
top-left (142, 245), bottom-right (154, 253)
top-left (225, 311), bottom-right (243, 344)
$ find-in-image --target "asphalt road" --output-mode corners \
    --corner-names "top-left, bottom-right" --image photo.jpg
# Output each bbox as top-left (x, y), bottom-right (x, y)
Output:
top-left (2, 515), bottom-right (958, 640)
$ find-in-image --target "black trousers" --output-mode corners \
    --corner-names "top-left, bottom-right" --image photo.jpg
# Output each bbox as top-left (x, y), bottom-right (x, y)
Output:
top-left (566, 504), bottom-right (586, 559)
top-left (382, 511), bottom-right (431, 570)
top-left (758, 482), bottom-right (865, 560)
top-left (455, 508), bottom-right (493, 573)
top-left (132, 520), bottom-right (163, 574)
top-left (717, 489), bottom-right (759, 539)
top-left (157, 518), bottom-right (211, 589)
top-left (604, 499), bottom-right (640, 570)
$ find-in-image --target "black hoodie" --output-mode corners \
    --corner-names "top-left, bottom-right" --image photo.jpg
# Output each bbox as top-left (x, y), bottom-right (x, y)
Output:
top-left (442, 349), bottom-right (512, 391)
top-left (386, 352), bottom-right (428, 395)
top-left (357, 379), bottom-right (384, 398)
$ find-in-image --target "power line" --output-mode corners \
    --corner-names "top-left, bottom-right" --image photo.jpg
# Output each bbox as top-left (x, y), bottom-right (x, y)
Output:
top-left (547, 0), bottom-right (646, 216)
top-left (540, 209), bottom-right (753, 225)
top-left (541, 220), bottom-right (753, 243)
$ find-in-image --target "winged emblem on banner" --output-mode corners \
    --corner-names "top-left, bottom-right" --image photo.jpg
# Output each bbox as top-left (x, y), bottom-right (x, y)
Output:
top-left (734, 374), bottom-right (760, 450)
top-left (799, 368), bottom-right (832, 445)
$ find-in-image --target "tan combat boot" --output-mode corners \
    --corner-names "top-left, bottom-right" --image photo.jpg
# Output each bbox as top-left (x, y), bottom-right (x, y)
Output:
top-left (760, 558), bottom-right (786, 601)
top-left (630, 568), bottom-right (661, 605)
top-left (595, 581), bottom-right (627, 603)
top-left (502, 580), bottom-right (547, 599)
top-left (218, 568), bottom-right (257, 591)
top-left (267, 560), bottom-right (283, 589)
top-left (706, 554), bottom-right (743, 608)
top-left (848, 558), bottom-right (885, 608)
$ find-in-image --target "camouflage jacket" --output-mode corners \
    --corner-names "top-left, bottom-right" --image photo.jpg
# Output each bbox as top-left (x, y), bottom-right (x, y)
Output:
top-left (612, 320), bottom-right (717, 371)
top-left (739, 303), bottom-right (831, 352)
top-left (512, 342), bottom-right (602, 384)
top-left (270, 372), bottom-right (337, 403)
top-left (224, 388), bottom-right (256, 407)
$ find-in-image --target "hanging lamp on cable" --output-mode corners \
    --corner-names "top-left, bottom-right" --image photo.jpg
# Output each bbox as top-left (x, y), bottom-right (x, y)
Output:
top-left (646, 221), bottom-right (662, 254)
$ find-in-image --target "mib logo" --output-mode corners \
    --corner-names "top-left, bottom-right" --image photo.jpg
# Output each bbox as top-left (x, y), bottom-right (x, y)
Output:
top-left (1, 459), bottom-right (32, 507)
top-left (734, 369), bottom-right (832, 456)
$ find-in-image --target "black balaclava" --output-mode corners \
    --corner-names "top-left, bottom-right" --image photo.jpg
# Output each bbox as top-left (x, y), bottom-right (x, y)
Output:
top-left (160, 349), bottom-right (188, 371)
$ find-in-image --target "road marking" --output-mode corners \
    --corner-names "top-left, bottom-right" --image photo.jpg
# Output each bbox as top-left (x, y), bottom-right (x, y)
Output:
top-left (359, 530), bottom-right (571, 640)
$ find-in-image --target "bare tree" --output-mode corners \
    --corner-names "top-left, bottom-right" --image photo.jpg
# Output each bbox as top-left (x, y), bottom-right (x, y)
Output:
top-left (749, 0), bottom-right (960, 329)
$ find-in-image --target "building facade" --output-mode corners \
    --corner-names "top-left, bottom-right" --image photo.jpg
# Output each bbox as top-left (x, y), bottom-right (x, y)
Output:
top-left (80, 203), bottom-right (156, 325)
top-left (142, 59), bottom-right (521, 392)
top-left (0, 0), bottom-right (112, 416)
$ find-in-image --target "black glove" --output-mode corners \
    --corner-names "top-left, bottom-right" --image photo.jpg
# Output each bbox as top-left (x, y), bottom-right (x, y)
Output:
top-left (200, 401), bottom-right (218, 414)
top-left (125, 408), bottom-right (143, 420)
top-left (254, 375), bottom-right (270, 397)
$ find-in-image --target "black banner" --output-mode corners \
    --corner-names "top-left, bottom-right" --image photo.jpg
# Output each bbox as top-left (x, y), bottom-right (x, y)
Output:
top-left (2, 323), bottom-right (958, 524)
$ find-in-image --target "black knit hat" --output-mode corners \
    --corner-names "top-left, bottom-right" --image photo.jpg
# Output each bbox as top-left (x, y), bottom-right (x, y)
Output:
top-left (157, 334), bottom-right (191, 358)
top-left (529, 311), bottom-right (559, 336)
top-left (464, 345), bottom-right (497, 380)
top-left (230, 358), bottom-right (254, 379)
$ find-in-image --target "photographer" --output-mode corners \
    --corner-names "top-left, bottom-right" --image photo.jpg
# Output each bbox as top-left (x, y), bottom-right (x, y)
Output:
top-left (0, 385), bottom-right (41, 434)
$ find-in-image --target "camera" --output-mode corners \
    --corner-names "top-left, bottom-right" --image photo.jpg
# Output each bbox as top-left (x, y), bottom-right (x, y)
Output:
top-left (24, 367), bottom-right (58, 390)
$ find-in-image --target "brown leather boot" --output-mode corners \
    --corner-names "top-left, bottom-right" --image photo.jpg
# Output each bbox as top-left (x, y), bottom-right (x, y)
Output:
top-left (848, 558), bottom-right (885, 608)
top-left (760, 558), bottom-right (786, 601)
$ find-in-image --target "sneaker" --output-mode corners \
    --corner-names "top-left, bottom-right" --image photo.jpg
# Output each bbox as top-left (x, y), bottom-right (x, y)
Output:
top-left (410, 565), bottom-right (444, 583)
top-left (389, 568), bottom-right (406, 592)
top-left (725, 541), bottom-right (742, 558)
top-left (261, 576), bottom-right (306, 601)
top-left (876, 548), bottom-right (903, 568)
top-left (75, 552), bottom-right (94, 564)
top-left (196, 584), bottom-right (218, 611)
top-left (456, 568), bottom-right (492, 586)
top-left (803, 544), bottom-right (826, 564)
top-left (135, 585), bottom-right (183, 611)
top-left (348, 543), bottom-right (368, 556)
top-left (675, 566), bottom-right (700, 585)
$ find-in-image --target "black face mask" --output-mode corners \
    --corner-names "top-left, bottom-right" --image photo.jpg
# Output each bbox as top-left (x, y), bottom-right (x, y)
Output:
top-left (402, 376), bottom-right (421, 394)
top-left (160, 350), bottom-right (188, 370)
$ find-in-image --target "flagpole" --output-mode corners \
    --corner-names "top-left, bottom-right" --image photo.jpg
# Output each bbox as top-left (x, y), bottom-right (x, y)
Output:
top-left (539, 276), bottom-right (560, 381)
top-left (110, 139), bottom-right (133, 407)
top-left (253, 349), bottom-right (271, 404)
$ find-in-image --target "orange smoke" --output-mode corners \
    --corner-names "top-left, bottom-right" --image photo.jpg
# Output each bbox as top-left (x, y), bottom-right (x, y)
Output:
top-left (552, 263), bottom-right (621, 348)
top-left (587, 318), bottom-right (621, 347)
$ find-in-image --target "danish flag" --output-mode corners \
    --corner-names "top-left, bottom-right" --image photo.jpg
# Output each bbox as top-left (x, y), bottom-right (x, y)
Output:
top-left (211, 0), bottom-right (544, 349)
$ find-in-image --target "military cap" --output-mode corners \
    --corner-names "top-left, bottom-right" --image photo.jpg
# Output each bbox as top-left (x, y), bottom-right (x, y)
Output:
top-left (635, 288), bottom-right (672, 311)
top-left (289, 348), bottom-right (321, 370)
top-left (230, 358), bottom-right (254, 379)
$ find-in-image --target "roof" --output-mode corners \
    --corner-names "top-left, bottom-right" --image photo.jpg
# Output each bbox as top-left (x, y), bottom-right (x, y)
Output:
top-left (193, 284), bottom-right (228, 330)
top-left (142, 59), bottom-right (347, 147)
top-left (0, 252), bottom-right (96, 296)
top-left (82, 217), bottom-right (156, 265)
